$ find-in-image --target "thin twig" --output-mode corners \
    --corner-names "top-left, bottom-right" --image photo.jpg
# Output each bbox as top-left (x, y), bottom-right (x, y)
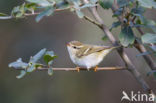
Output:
top-left (83, 15), bottom-right (102, 28)
top-left (136, 27), bottom-right (144, 35)
top-left (14, 67), bottom-right (127, 71)
top-left (83, 0), bottom-right (155, 99)
top-left (132, 16), bottom-right (136, 22)
top-left (0, 6), bottom-right (73, 20)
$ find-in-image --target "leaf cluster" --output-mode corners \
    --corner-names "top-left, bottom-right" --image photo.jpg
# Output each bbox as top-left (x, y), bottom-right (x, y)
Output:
top-left (9, 49), bottom-right (57, 79)
top-left (100, 0), bottom-right (156, 51)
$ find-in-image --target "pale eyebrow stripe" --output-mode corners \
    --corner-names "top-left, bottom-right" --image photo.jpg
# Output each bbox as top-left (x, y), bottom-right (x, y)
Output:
top-left (77, 45), bottom-right (84, 48)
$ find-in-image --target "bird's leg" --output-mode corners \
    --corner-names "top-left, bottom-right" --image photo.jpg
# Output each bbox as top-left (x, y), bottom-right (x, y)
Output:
top-left (87, 68), bottom-right (90, 71)
top-left (94, 66), bottom-right (98, 72)
top-left (76, 67), bottom-right (80, 72)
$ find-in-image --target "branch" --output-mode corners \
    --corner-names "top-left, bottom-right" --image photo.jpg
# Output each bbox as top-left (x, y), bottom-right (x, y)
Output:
top-left (83, 0), bottom-right (155, 98)
top-left (111, 4), bottom-right (156, 70)
top-left (0, 6), bottom-right (72, 20)
top-left (84, 15), bottom-right (102, 29)
top-left (14, 67), bottom-right (127, 71)
top-left (134, 42), bottom-right (156, 70)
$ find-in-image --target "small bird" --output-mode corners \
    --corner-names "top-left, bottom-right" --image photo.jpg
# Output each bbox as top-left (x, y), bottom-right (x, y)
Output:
top-left (67, 41), bottom-right (120, 72)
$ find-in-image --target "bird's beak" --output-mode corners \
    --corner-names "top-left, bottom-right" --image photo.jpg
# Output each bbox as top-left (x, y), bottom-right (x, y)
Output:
top-left (66, 43), bottom-right (70, 46)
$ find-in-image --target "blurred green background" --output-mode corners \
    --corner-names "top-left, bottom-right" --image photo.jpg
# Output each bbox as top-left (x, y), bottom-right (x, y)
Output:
top-left (0, 0), bottom-right (156, 103)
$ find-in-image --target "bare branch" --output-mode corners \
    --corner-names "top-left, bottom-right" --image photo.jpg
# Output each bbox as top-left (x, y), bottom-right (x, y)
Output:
top-left (14, 67), bottom-right (127, 71)
top-left (136, 27), bottom-right (144, 35)
top-left (0, 6), bottom-right (73, 20)
top-left (132, 16), bottom-right (136, 22)
top-left (83, 15), bottom-right (103, 28)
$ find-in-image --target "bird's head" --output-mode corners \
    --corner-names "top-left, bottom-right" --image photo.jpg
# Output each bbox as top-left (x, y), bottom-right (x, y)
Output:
top-left (66, 41), bottom-right (84, 55)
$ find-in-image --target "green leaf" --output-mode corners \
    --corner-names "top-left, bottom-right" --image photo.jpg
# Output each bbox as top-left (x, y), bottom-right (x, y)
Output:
top-left (80, 3), bottom-right (96, 9)
top-left (12, 6), bottom-right (20, 13)
top-left (112, 8), bottom-right (123, 17)
top-left (154, 72), bottom-right (156, 79)
top-left (144, 20), bottom-right (156, 33)
top-left (15, 13), bottom-right (23, 18)
top-left (102, 35), bottom-right (108, 41)
top-left (27, 63), bottom-right (36, 72)
top-left (150, 45), bottom-right (156, 52)
top-left (110, 21), bottom-right (121, 31)
top-left (100, 0), bottom-right (134, 9)
top-left (36, 7), bottom-right (54, 22)
top-left (16, 70), bottom-right (27, 79)
top-left (136, 51), bottom-right (152, 57)
top-left (131, 7), bottom-right (145, 25)
top-left (133, 13), bottom-right (145, 24)
top-left (9, 58), bottom-right (28, 69)
top-left (29, 48), bottom-right (46, 63)
top-left (34, 63), bottom-right (44, 68)
top-left (48, 67), bottom-right (53, 76)
top-left (11, 3), bottom-right (26, 18)
top-left (0, 13), bottom-right (7, 16)
top-left (43, 51), bottom-right (57, 65)
top-left (131, 7), bottom-right (145, 14)
top-left (72, 0), bottom-right (83, 18)
top-left (90, 0), bottom-right (98, 3)
top-left (26, 0), bottom-right (51, 7)
top-left (141, 33), bottom-right (156, 44)
top-left (147, 70), bottom-right (156, 79)
top-left (137, 0), bottom-right (156, 9)
top-left (75, 10), bottom-right (84, 18)
top-left (70, 0), bottom-right (81, 5)
top-left (25, 3), bottom-right (38, 11)
top-left (118, 0), bottom-right (134, 7)
top-left (56, 1), bottom-right (69, 9)
top-left (119, 26), bottom-right (135, 46)
top-left (134, 18), bottom-right (156, 33)
top-left (99, 0), bottom-right (114, 9)
top-left (20, 3), bottom-right (25, 14)
top-left (49, 0), bottom-right (62, 4)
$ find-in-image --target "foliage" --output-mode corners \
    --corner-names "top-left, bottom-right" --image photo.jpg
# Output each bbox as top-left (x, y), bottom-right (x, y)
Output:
top-left (0, 0), bottom-right (155, 78)
top-left (9, 49), bottom-right (57, 79)
top-left (100, 0), bottom-right (156, 55)
top-left (1, 0), bottom-right (155, 47)
top-left (141, 33), bottom-right (156, 44)
top-left (119, 26), bottom-right (135, 47)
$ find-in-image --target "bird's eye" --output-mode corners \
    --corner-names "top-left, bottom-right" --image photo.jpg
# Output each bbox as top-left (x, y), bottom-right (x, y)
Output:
top-left (73, 46), bottom-right (77, 49)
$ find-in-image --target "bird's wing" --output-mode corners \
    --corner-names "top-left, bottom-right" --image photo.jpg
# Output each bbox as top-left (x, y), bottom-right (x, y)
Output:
top-left (76, 45), bottom-right (112, 57)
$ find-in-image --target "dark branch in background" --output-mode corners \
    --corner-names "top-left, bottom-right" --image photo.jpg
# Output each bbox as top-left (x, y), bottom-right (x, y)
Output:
top-left (83, 0), bottom-right (156, 100)
top-left (111, 2), bottom-right (156, 70)
top-left (14, 67), bottom-right (126, 71)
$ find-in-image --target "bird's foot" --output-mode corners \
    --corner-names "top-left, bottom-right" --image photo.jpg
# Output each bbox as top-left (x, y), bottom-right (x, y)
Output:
top-left (76, 67), bottom-right (80, 72)
top-left (94, 66), bottom-right (98, 72)
top-left (87, 68), bottom-right (90, 71)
